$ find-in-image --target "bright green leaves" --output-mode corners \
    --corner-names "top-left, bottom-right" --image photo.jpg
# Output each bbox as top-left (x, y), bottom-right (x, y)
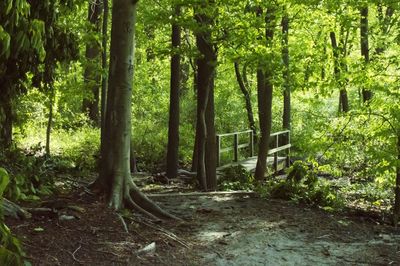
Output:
top-left (30, 20), bottom-right (46, 61)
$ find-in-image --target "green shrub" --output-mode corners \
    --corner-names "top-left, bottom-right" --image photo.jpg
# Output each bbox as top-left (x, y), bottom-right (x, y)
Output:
top-left (259, 160), bottom-right (343, 209)
top-left (0, 168), bottom-right (28, 266)
top-left (218, 165), bottom-right (254, 191)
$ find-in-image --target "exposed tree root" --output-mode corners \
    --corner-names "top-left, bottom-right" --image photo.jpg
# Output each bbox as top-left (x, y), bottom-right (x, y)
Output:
top-left (94, 174), bottom-right (181, 222)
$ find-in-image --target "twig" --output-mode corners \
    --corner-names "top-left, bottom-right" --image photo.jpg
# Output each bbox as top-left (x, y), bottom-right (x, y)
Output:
top-left (130, 218), bottom-right (190, 248)
top-left (72, 245), bottom-right (82, 262)
top-left (117, 213), bottom-right (129, 234)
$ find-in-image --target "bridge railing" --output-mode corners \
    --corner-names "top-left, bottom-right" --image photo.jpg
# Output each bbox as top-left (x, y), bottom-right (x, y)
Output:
top-left (216, 130), bottom-right (254, 167)
top-left (216, 129), bottom-right (291, 170)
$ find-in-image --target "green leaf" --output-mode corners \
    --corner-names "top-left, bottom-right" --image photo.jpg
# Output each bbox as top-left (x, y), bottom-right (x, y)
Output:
top-left (0, 168), bottom-right (10, 197)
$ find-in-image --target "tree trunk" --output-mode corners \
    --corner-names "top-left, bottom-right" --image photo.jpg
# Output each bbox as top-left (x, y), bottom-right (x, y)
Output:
top-left (166, 6), bottom-right (181, 179)
top-left (82, 0), bottom-right (102, 126)
top-left (281, 12), bottom-right (291, 130)
top-left (255, 7), bottom-right (275, 180)
top-left (0, 87), bottom-right (12, 149)
top-left (101, 0), bottom-right (109, 143)
top-left (194, 5), bottom-right (217, 190)
top-left (95, 0), bottom-right (175, 220)
top-left (45, 84), bottom-right (55, 156)
top-left (330, 31), bottom-right (349, 113)
top-left (360, 6), bottom-right (372, 103)
top-left (205, 80), bottom-right (217, 191)
top-left (394, 135), bottom-right (400, 226)
top-left (234, 62), bottom-right (257, 135)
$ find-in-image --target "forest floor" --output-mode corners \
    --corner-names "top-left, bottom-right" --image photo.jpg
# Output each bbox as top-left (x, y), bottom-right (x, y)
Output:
top-left (6, 175), bottom-right (400, 266)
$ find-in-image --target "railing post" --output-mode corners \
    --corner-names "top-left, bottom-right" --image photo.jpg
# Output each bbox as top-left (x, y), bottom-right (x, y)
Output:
top-left (234, 133), bottom-right (239, 162)
top-left (216, 135), bottom-right (221, 167)
top-left (274, 134), bottom-right (278, 172)
top-left (286, 131), bottom-right (290, 167)
top-left (249, 130), bottom-right (254, 157)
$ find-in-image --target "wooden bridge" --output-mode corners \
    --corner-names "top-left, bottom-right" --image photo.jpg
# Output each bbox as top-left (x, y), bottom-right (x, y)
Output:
top-left (216, 130), bottom-right (291, 175)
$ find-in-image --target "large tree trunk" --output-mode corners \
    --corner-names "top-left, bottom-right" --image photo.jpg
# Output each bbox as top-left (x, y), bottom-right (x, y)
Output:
top-left (94, 0), bottom-right (175, 220)
top-left (281, 12), bottom-right (291, 130)
top-left (255, 7), bottom-right (275, 180)
top-left (234, 61), bottom-right (257, 136)
top-left (194, 4), bottom-right (217, 191)
top-left (82, 0), bottom-right (102, 126)
top-left (166, 6), bottom-right (181, 179)
top-left (360, 6), bottom-right (372, 103)
top-left (330, 31), bottom-right (349, 113)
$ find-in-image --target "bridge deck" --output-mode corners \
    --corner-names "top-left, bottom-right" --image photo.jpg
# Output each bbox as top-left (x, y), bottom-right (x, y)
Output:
top-left (217, 156), bottom-right (287, 174)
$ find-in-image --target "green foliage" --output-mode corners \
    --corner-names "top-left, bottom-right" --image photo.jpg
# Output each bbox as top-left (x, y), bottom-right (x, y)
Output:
top-left (219, 165), bottom-right (254, 191)
top-left (259, 161), bottom-right (343, 209)
top-left (0, 147), bottom-right (56, 201)
top-left (0, 168), bottom-right (27, 266)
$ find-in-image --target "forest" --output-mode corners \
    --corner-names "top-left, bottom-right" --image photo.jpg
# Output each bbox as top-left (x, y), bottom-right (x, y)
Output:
top-left (1, 0), bottom-right (400, 265)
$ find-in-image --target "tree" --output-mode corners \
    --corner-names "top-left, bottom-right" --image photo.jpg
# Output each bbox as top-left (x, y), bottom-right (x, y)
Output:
top-left (282, 8), bottom-right (291, 130)
top-left (0, 0), bottom-right (46, 149)
top-left (255, 6), bottom-right (276, 180)
top-left (193, 1), bottom-right (218, 191)
top-left (166, 5), bottom-right (181, 179)
top-left (94, 0), bottom-right (176, 219)
top-left (234, 61), bottom-right (257, 136)
top-left (330, 31), bottom-right (349, 113)
top-left (82, 0), bottom-right (102, 126)
top-left (360, 6), bottom-right (371, 103)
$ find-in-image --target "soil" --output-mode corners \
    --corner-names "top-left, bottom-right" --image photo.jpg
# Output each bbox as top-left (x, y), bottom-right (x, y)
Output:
top-left (6, 178), bottom-right (400, 266)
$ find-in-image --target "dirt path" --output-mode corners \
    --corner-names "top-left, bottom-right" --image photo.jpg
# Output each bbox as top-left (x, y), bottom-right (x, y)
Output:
top-left (155, 193), bottom-right (400, 265)
top-left (7, 191), bottom-right (400, 265)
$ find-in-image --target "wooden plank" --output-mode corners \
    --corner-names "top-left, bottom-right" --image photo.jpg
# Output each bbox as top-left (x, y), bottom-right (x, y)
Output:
top-left (216, 130), bottom-right (252, 137)
top-left (269, 130), bottom-right (290, 137)
top-left (268, 144), bottom-right (292, 155)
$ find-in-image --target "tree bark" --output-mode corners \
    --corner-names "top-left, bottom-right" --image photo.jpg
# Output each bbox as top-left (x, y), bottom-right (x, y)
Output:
top-left (330, 31), bottom-right (349, 113)
top-left (234, 61), bottom-right (257, 136)
top-left (255, 7), bottom-right (275, 180)
top-left (194, 4), bottom-right (217, 190)
top-left (82, 0), bottom-right (102, 126)
top-left (394, 135), bottom-right (400, 226)
top-left (360, 6), bottom-right (372, 103)
top-left (45, 84), bottom-right (55, 156)
top-left (281, 12), bottom-right (291, 130)
top-left (95, 0), bottom-right (175, 220)
top-left (205, 79), bottom-right (217, 190)
top-left (0, 87), bottom-right (12, 149)
top-left (101, 0), bottom-right (109, 142)
top-left (166, 6), bottom-right (181, 179)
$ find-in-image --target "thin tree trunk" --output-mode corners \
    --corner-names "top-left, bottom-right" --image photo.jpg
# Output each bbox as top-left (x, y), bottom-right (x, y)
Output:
top-left (281, 12), bottom-right (291, 130)
top-left (360, 6), bottom-right (372, 102)
top-left (83, 0), bottom-right (102, 126)
top-left (45, 85), bottom-right (55, 156)
top-left (330, 31), bottom-right (349, 113)
top-left (166, 6), bottom-right (181, 179)
top-left (394, 135), bottom-right (400, 226)
top-left (0, 87), bottom-right (12, 149)
top-left (234, 61), bottom-right (256, 135)
top-left (255, 7), bottom-right (275, 180)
